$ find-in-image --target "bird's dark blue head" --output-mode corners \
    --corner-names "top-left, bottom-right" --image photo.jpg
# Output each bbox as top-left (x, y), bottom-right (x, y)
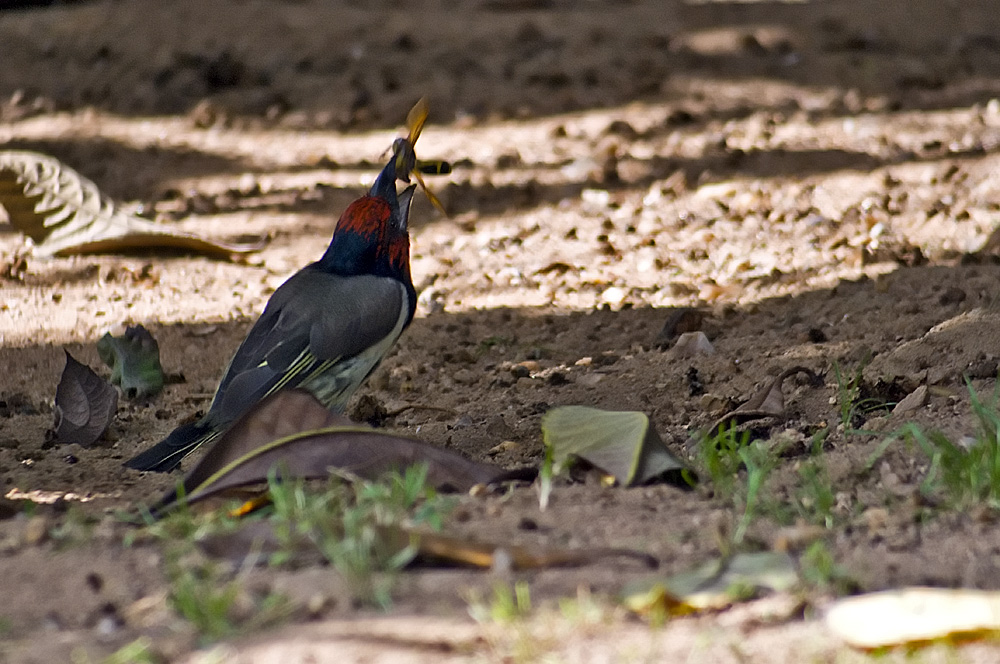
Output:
top-left (318, 158), bottom-right (416, 287)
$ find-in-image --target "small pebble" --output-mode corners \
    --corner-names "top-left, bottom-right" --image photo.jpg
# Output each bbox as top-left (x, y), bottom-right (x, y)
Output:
top-left (23, 515), bottom-right (49, 546)
top-left (862, 507), bottom-right (890, 533)
top-left (772, 524), bottom-right (826, 552)
top-left (892, 385), bottom-right (928, 414)
top-left (698, 393), bottom-right (728, 415)
top-left (670, 331), bottom-right (714, 357)
top-left (491, 548), bottom-right (514, 575)
top-left (601, 286), bottom-right (626, 307)
top-left (307, 594), bottom-right (328, 617)
top-left (123, 593), bottom-right (171, 629)
top-left (96, 614), bottom-right (121, 638)
top-left (453, 369), bottom-right (477, 385)
top-left (655, 307), bottom-right (706, 346)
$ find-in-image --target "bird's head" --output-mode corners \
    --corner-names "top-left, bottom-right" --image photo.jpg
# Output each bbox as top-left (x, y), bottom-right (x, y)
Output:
top-left (319, 157), bottom-right (416, 285)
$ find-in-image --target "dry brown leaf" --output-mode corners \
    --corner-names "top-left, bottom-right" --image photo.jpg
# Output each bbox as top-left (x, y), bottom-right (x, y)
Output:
top-left (199, 519), bottom-right (657, 571)
top-left (153, 389), bottom-right (531, 514)
top-left (53, 351), bottom-right (118, 447)
top-left (0, 150), bottom-right (264, 259)
top-left (404, 528), bottom-right (658, 570)
top-left (709, 366), bottom-right (820, 433)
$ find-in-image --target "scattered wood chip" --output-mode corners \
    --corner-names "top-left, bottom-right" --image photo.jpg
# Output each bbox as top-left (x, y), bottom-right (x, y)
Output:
top-left (826, 587), bottom-right (1000, 649)
top-left (487, 440), bottom-right (520, 455)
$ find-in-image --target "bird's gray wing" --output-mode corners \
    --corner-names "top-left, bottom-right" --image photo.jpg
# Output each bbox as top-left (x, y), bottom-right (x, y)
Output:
top-left (306, 276), bottom-right (407, 361)
top-left (207, 269), bottom-right (406, 425)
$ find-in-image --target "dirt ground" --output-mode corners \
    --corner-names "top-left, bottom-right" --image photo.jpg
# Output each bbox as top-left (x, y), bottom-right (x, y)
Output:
top-left (5, 0), bottom-right (1000, 661)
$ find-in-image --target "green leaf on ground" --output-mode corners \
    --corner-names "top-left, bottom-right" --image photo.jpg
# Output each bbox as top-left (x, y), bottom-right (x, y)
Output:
top-left (97, 324), bottom-right (165, 399)
top-left (623, 551), bottom-right (799, 616)
top-left (541, 405), bottom-right (690, 486)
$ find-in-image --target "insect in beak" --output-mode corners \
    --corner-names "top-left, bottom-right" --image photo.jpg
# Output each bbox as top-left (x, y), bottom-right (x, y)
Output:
top-left (389, 97), bottom-right (450, 215)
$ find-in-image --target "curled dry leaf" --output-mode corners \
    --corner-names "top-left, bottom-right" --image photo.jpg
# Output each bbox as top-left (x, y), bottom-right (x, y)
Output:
top-left (542, 405), bottom-right (691, 487)
top-left (153, 389), bottom-right (530, 514)
top-left (0, 150), bottom-right (264, 259)
top-left (53, 351), bottom-right (118, 446)
top-left (96, 324), bottom-right (165, 399)
top-left (709, 366), bottom-right (821, 433)
top-left (153, 390), bottom-right (655, 572)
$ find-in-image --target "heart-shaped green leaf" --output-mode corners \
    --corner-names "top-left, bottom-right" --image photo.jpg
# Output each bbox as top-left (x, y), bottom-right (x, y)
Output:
top-left (542, 406), bottom-right (690, 486)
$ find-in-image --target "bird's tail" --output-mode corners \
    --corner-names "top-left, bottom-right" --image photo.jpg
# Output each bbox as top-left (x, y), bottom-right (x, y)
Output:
top-left (124, 421), bottom-right (219, 473)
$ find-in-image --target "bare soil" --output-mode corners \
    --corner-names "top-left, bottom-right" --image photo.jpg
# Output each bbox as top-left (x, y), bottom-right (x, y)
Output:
top-left (4, 0), bottom-right (1000, 661)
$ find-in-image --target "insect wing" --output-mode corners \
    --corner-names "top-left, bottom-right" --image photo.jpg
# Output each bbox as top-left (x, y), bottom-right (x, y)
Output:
top-left (406, 97), bottom-right (429, 146)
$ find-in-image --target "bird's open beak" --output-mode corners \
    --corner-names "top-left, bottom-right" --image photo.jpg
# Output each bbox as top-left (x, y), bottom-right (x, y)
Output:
top-left (396, 184), bottom-right (416, 231)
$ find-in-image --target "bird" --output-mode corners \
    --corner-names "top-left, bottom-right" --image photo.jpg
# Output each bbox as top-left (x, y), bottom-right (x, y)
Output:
top-left (125, 157), bottom-right (418, 472)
